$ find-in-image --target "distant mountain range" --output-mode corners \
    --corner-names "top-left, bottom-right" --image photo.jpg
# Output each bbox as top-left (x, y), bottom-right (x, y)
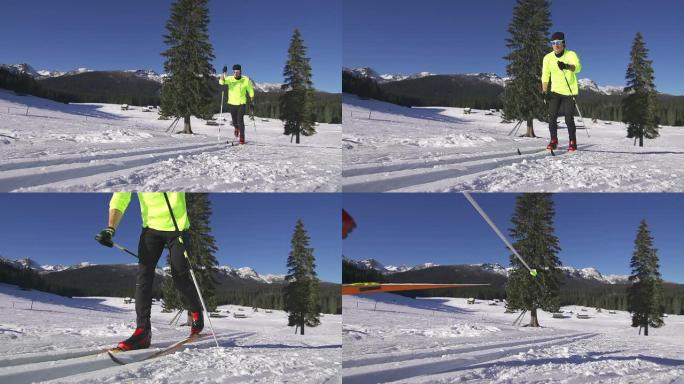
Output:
top-left (343, 256), bottom-right (629, 285)
top-left (2, 256), bottom-right (285, 284)
top-left (343, 66), bottom-right (624, 96)
top-left (1, 63), bottom-right (283, 92)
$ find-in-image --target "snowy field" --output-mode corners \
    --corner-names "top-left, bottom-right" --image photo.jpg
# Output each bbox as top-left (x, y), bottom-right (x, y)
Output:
top-left (0, 90), bottom-right (341, 192)
top-left (343, 293), bottom-right (684, 384)
top-left (0, 284), bottom-right (341, 383)
top-left (342, 94), bottom-right (684, 192)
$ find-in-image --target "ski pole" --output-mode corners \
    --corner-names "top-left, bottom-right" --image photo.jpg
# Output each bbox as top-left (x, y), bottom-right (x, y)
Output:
top-left (463, 192), bottom-right (537, 277)
top-left (561, 70), bottom-right (590, 138)
top-left (112, 242), bottom-right (139, 259)
top-left (218, 91), bottom-right (224, 143)
top-left (162, 193), bottom-right (220, 348)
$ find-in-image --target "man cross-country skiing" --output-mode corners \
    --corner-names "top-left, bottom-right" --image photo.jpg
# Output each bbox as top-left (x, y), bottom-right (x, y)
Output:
top-left (542, 31), bottom-right (582, 152)
top-left (219, 64), bottom-right (255, 145)
top-left (95, 192), bottom-right (203, 351)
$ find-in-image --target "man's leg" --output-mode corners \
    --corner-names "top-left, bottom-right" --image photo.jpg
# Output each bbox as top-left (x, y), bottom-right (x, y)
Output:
top-left (165, 231), bottom-right (202, 315)
top-left (548, 93), bottom-right (562, 142)
top-left (229, 105), bottom-right (240, 138)
top-left (136, 228), bottom-right (165, 329)
top-left (237, 104), bottom-right (246, 142)
top-left (563, 96), bottom-right (577, 143)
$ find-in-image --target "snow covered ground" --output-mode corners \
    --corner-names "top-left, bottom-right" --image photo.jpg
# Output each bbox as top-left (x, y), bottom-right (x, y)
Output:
top-left (342, 293), bottom-right (684, 383)
top-left (0, 283), bottom-right (341, 383)
top-left (0, 90), bottom-right (340, 192)
top-left (342, 95), bottom-right (684, 192)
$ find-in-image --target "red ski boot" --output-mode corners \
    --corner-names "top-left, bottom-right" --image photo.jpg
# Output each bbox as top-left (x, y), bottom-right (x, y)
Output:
top-left (546, 138), bottom-right (558, 151)
top-left (116, 327), bottom-right (151, 351)
top-left (568, 140), bottom-right (577, 152)
top-left (190, 311), bottom-right (204, 336)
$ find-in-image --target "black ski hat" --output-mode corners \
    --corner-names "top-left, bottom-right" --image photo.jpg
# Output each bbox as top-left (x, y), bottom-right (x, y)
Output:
top-left (551, 32), bottom-right (565, 42)
top-left (232, 64), bottom-right (242, 71)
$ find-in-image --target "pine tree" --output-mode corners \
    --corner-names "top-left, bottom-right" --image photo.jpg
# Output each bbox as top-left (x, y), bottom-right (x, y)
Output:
top-left (283, 219), bottom-right (321, 334)
top-left (505, 193), bottom-right (562, 327)
top-left (502, 0), bottom-right (552, 137)
top-left (626, 219), bottom-right (664, 336)
top-left (623, 32), bottom-right (659, 147)
top-left (280, 29), bottom-right (315, 144)
top-left (160, 0), bottom-right (216, 134)
top-left (161, 193), bottom-right (219, 321)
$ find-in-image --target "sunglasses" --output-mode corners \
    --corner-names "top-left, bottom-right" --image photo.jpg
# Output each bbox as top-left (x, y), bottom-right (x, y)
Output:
top-left (550, 40), bottom-right (564, 46)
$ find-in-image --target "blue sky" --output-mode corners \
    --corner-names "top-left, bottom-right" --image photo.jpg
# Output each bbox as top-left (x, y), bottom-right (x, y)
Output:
top-left (0, 193), bottom-right (341, 283)
top-left (343, 193), bottom-right (684, 284)
top-left (0, 0), bottom-right (341, 92)
top-left (344, 0), bottom-right (684, 95)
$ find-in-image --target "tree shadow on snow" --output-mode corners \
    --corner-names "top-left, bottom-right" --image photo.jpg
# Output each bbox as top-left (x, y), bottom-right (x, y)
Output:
top-left (355, 293), bottom-right (475, 315)
top-left (0, 90), bottom-right (125, 122)
top-left (344, 94), bottom-right (469, 125)
top-left (219, 341), bottom-right (341, 350)
top-left (581, 149), bottom-right (684, 156)
top-left (1, 284), bottom-right (128, 314)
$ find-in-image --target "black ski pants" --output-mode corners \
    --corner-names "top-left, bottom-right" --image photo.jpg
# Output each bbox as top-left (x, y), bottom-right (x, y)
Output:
top-left (136, 228), bottom-right (201, 329)
top-left (548, 92), bottom-right (577, 142)
top-left (229, 104), bottom-right (247, 139)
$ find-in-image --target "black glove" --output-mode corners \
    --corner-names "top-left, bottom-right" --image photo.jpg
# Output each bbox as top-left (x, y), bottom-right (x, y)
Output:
top-left (222, 65), bottom-right (228, 74)
top-left (95, 227), bottom-right (115, 248)
top-left (557, 61), bottom-right (568, 70)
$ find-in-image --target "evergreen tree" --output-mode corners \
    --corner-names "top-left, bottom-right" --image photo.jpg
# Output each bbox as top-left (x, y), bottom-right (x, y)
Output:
top-left (626, 219), bottom-right (664, 336)
top-left (160, 0), bottom-right (216, 134)
top-left (502, 0), bottom-right (552, 137)
top-left (505, 193), bottom-right (562, 327)
top-left (161, 193), bottom-right (219, 322)
top-left (283, 219), bottom-right (321, 334)
top-left (280, 29), bottom-right (315, 144)
top-left (623, 32), bottom-right (659, 147)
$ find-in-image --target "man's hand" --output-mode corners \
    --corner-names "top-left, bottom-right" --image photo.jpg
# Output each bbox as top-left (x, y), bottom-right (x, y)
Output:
top-left (557, 61), bottom-right (569, 70)
top-left (222, 65), bottom-right (228, 74)
top-left (95, 227), bottom-right (115, 248)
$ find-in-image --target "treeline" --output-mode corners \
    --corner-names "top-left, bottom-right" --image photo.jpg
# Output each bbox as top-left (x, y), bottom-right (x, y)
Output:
top-left (249, 91), bottom-right (342, 124)
top-left (579, 93), bottom-right (684, 127)
top-left (0, 262), bottom-right (83, 298)
top-left (214, 282), bottom-right (341, 314)
top-left (342, 71), bottom-right (420, 107)
top-left (0, 68), bottom-right (74, 104)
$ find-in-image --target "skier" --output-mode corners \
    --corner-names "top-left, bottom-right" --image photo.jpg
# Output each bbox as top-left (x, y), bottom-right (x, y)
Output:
top-left (219, 64), bottom-right (255, 144)
top-left (541, 32), bottom-right (582, 152)
top-left (95, 192), bottom-right (203, 351)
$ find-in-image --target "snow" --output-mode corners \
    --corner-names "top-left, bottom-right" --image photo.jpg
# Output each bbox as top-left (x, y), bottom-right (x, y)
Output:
top-left (343, 293), bottom-right (684, 383)
top-left (0, 90), bottom-right (341, 192)
top-left (0, 283), bottom-right (341, 383)
top-left (342, 94), bottom-right (684, 192)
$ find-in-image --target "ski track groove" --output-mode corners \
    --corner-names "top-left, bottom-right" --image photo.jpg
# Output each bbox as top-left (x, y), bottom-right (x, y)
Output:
top-left (343, 144), bottom-right (591, 192)
top-left (0, 142), bottom-right (229, 191)
top-left (0, 331), bottom-right (252, 384)
top-left (342, 332), bottom-right (599, 384)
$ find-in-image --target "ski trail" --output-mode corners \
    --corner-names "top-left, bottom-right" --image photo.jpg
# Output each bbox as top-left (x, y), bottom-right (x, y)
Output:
top-left (342, 146), bottom-right (546, 178)
top-left (343, 145), bottom-right (589, 192)
top-left (0, 331), bottom-right (252, 384)
top-left (0, 141), bottom-right (218, 172)
top-left (0, 142), bottom-right (227, 191)
top-left (343, 330), bottom-right (582, 369)
top-left (342, 332), bottom-right (598, 384)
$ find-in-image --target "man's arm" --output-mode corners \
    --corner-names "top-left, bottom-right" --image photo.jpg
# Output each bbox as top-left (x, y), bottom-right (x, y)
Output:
top-left (108, 208), bottom-right (123, 230)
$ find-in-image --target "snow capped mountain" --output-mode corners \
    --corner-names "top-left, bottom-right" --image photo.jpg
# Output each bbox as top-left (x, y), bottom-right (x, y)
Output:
top-left (344, 257), bottom-right (440, 274)
top-left (216, 265), bottom-right (285, 284)
top-left (343, 67), bottom-right (435, 83)
top-left (36, 70), bottom-right (66, 78)
top-left (473, 263), bottom-right (511, 276)
top-left (578, 78), bottom-right (625, 95)
top-left (16, 258), bottom-right (44, 271)
top-left (1, 63), bottom-right (41, 77)
top-left (125, 69), bottom-right (163, 82)
top-left (465, 72), bottom-right (509, 87)
top-left (559, 266), bottom-right (629, 284)
top-left (254, 82), bottom-right (283, 92)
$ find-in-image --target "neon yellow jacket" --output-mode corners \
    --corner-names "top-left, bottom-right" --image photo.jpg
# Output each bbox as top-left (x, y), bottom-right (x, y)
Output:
top-left (218, 75), bottom-right (255, 105)
top-left (109, 192), bottom-right (189, 232)
top-left (542, 49), bottom-right (582, 96)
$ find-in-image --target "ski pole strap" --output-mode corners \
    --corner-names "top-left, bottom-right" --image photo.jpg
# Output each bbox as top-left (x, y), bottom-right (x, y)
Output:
top-left (463, 192), bottom-right (537, 277)
top-left (113, 242), bottom-right (139, 259)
